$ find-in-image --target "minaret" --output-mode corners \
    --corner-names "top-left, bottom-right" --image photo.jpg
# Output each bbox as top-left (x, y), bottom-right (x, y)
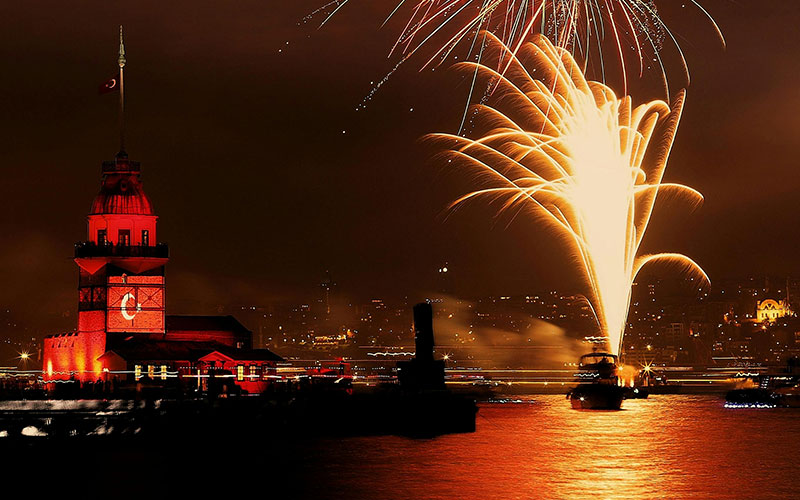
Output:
top-left (43, 28), bottom-right (169, 382)
top-left (786, 276), bottom-right (791, 305)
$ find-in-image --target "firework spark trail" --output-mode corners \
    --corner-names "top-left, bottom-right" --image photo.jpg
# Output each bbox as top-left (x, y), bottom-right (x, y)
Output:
top-left (429, 34), bottom-right (708, 355)
top-left (311, 0), bottom-right (724, 94)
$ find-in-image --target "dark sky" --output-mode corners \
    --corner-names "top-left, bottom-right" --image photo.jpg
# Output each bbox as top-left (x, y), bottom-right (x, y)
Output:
top-left (1, 1), bottom-right (799, 335)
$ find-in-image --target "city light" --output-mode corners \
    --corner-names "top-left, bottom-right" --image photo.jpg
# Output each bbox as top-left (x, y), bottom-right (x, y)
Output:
top-left (18, 351), bottom-right (31, 367)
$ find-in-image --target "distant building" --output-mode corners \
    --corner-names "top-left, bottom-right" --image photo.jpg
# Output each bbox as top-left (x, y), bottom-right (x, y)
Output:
top-left (756, 299), bottom-right (793, 323)
top-left (664, 323), bottom-right (685, 348)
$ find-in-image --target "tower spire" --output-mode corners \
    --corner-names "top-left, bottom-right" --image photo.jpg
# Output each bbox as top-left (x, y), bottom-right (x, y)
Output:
top-left (118, 25), bottom-right (127, 157)
top-left (786, 276), bottom-right (790, 305)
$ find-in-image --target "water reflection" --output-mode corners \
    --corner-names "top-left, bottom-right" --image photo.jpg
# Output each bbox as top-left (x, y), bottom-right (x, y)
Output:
top-left (301, 395), bottom-right (800, 499)
top-left (529, 398), bottom-right (688, 499)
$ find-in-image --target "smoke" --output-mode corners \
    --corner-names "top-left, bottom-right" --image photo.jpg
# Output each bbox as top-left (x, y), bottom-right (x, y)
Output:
top-left (429, 294), bottom-right (586, 368)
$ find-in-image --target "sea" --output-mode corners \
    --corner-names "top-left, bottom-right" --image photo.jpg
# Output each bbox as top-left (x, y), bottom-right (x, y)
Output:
top-left (285, 395), bottom-right (799, 500)
top-left (9, 394), bottom-right (799, 498)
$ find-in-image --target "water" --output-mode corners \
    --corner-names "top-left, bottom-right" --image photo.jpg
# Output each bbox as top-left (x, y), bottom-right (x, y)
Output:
top-left (11, 395), bottom-right (799, 497)
top-left (293, 395), bottom-right (800, 499)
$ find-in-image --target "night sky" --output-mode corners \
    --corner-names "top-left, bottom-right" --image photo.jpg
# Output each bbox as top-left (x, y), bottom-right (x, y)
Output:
top-left (1, 1), bottom-right (799, 336)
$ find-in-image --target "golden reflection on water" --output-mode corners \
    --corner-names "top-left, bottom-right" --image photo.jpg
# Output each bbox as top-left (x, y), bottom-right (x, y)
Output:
top-left (305, 395), bottom-right (800, 500)
top-left (530, 398), bottom-right (688, 499)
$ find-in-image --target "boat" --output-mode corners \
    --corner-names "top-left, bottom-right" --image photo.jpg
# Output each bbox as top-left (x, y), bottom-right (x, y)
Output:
top-left (774, 385), bottom-right (800, 408)
top-left (725, 377), bottom-right (800, 408)
top-left (647, 383), bottom-right (682, 395)
top-left (724, 388), bottom-right (780, 408)
top-left (568, 352), bottom-right (625, 410)
top-left (622, 386), bottom-right (649, 399)
top-left (724, 358), bottom-right (800, 408)
top-left (638, 366), bottom-right (681, 394)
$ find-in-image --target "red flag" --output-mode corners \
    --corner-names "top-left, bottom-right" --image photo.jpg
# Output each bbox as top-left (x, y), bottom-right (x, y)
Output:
top-left (99, 74), bottom-right (119, 95)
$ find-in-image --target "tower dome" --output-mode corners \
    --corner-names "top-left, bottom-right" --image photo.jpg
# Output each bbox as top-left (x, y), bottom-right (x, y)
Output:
top-left (90, 153), bottom-right (154, 215)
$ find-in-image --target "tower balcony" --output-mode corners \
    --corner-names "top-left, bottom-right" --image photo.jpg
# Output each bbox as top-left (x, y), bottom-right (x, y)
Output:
top-left (74, 241), bottom-right (169, 259)
top-left (102, 153), bottom-right (141, 174)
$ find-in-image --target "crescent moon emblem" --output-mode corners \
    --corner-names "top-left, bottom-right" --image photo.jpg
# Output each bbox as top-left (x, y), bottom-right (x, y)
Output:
top-left (121, 292), bottom-right (142, 321)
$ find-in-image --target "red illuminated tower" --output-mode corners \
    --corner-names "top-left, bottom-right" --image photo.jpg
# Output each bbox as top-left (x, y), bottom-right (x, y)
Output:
top-left (43, 28), bottom-right (168, 381)
top-left (42, 28), bottom-right (276, 386)
top-left (78, 150), bottom-right (167, 335)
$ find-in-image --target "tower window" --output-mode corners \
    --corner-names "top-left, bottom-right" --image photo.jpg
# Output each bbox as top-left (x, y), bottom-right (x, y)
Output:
top-left (118, 229), bottom-right (130, 246)
top-left (98, 229), bottom-right (107, 245)
top-left (142, 229), bottom-right (149, 246)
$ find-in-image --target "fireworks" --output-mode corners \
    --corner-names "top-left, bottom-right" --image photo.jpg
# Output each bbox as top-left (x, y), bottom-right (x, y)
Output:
top-left (313, 0), bottom-right (723, 93)
top-left (430, 34), bottom-right (708, 355)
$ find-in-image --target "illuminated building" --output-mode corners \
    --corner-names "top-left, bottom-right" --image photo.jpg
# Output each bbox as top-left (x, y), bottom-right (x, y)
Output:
top-left (756, 299), bottom-right (793, 323)
top-left (42, 149), bottom-right (165, 381)
top-left (41, 148), bottom-right (282, 388)
top-left (41, 30), bottom-right (281, 389)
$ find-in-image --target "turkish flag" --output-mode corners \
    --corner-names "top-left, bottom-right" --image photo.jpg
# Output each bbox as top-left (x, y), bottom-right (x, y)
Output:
top-left (98, 74), bottom-right (119, 94)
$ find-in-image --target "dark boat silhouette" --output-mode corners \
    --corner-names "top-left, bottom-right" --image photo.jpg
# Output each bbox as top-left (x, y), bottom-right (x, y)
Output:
top-left (568, 352), bottom-right (625, 410)
top-left (622, 386), bottom-right (649, 399)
